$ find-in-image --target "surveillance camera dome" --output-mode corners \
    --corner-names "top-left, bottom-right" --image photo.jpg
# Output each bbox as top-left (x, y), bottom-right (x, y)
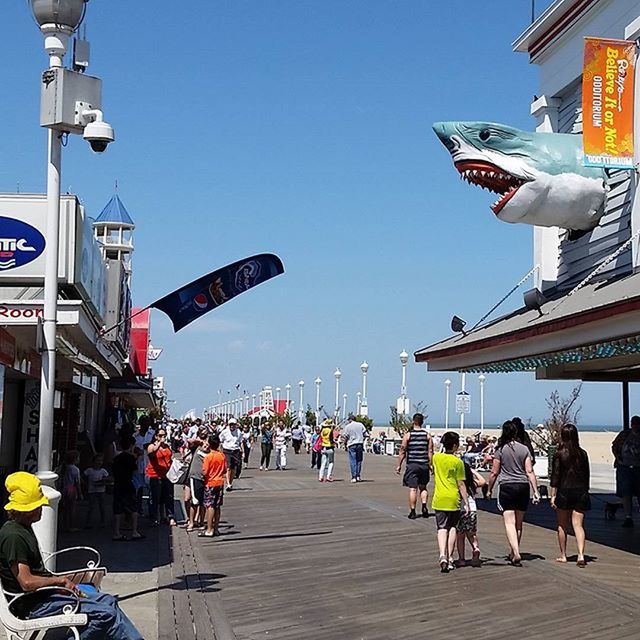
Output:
top-left (83, 120), bottom-right (115, 153)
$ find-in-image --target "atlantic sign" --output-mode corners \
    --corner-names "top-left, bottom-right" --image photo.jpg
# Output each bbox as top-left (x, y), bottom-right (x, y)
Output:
top-left (0, 217), bottom-right (45, 271)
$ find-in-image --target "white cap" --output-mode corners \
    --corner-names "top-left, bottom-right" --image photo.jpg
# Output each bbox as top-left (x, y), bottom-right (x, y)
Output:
top-left (228, 418), bottom-right (238, 425)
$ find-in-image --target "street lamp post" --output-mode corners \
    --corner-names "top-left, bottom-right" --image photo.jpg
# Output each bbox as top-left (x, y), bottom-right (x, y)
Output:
top-left (356, 391), bottom-right (361, 415)
top-left (29, 0), bottom-right (105, 558)
top-left (275, 387), bottom-right (281, 415)
top-left (298, 380), bottom-right (305, 423)
top-left (444, 379), bottom-right (451, 429)
top-left (459, 372), bottom-right (467, 434)
top-left (360, 361), bottom-right (369, 417)
top-left (478, 374), bottom-right (486, 435)
top-left (334, 368), bottom-right (341, 422)
top-left (315, 377), bottom-right (322, 426)
top-left (285, 383), bottom-right (291, 415)
top-left (244, 394), bottom-right (249, 415)
top-left (342, 393), bottom-right (348, 420)
top-left (398, 350), bottom-right (409, 416)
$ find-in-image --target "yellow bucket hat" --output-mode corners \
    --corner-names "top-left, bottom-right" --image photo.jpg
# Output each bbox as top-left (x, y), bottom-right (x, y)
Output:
top-left (4, 472), bottom-right (49, 512)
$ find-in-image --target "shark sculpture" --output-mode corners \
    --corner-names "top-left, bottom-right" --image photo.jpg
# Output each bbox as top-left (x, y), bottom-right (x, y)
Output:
top-left (432, 121), bottom-right (606, 232)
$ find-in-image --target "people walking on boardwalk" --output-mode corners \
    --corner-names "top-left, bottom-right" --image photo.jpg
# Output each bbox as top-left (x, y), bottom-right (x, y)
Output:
top-left (241, 425), bottom-right (253, 466)
top-left (291, 424), bottom-right (304, 454)
top-left (342, 415), bottom-right (369, 482)
top-left (134, 414), bottom-right (155, 516)
top-left (311, 425), bottom-right (322, 470)
top-left (396, 413), bottom-right (434, 518)
top-left (84, 454), bottom-right (109, 529)
top-left (431, 432), bottom-right (469, 573)
top-left (200, 434), bottom-right (227, 538)
top-left (487, 421), bottom-right (540, 566)
top-left (113, 436), bottom-right (144, 541)
top-left (186, 430), bottom-right (210, 532)
top-left (146, 427), bottom-right (176, 526)
top-left (274, 422), bottom-right (289, 470)
top-left (550, 423), bottom-right (591, 566)
top-left (219, 418), bottom-right (243, 490)
top-left (612, 415), bottom-right (640, 528)
top-left (318, 419), bottom-right (336, 482)
top-left (260, 423), bottom-right (274, 470)
top-left (456, 462), bottom-right (483, 567)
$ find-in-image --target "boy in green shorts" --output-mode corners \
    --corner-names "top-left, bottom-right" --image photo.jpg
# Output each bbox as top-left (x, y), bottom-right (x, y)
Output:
top-left (432, 431), bottom-right (469, 573)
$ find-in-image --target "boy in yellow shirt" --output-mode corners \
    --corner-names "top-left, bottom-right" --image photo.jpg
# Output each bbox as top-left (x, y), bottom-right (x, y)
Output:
top-left (432, 432), bottom-right (469, 573)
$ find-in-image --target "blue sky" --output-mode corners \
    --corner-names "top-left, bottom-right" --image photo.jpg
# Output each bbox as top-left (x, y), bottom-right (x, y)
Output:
top-left (3, 0), bottom-right (636, 426)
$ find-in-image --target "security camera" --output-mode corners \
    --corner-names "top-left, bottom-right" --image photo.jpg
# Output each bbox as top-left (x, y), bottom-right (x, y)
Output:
top-left (83, 119), bottom-right (115, 153)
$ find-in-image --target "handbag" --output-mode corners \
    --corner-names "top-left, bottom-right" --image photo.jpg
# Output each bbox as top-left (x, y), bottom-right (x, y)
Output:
top-left (167, 458), bottom-right (187, 484)
top-left (312, 437), bottom-right (322, 453)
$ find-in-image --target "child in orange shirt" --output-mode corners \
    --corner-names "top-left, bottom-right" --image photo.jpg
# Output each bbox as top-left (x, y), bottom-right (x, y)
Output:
top-left (200, 434), bottom-right (228, 538)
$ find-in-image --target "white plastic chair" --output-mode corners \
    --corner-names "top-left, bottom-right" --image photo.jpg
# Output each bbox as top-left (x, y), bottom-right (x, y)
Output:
top-left (0, 585), bottom-right (87, 640)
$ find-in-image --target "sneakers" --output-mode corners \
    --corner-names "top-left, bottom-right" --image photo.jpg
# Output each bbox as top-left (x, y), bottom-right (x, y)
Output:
top-left (351, 478), bottom-right (357, 483)
top-left (318, 478), bottom-right (324, 482)
top-left (622, 517), bottom-right (634, 528)
top-left (326, 477), bottom-right (334, 482)
top-left (259, 465), bottom-right (264, 471)
top-left (422, 506), bottom-right (430, 518)
top-left (356, 477), bottom-right (362, 482)
top-left (407, 509), bottom-right (417, 520)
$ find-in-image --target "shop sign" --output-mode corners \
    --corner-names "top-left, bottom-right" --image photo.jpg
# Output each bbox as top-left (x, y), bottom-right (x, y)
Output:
top-left (0, 304), bottom-right (78, 325)
top-left (0, 217), bottom-right (46, 272)
top-left (19, 380), bottom-right (40, 474)
top-left (0, 328), bottom-right (15, 367)
top-left (582, 37), bottom-right (635, 169)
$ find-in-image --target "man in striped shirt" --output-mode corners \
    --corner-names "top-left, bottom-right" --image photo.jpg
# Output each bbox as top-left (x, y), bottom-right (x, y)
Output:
top-left (396, 413), bottom-right (434, 519)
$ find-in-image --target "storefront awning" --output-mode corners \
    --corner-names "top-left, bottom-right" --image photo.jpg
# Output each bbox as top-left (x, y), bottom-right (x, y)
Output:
top-left (415, 271), bottom-right (640, 380)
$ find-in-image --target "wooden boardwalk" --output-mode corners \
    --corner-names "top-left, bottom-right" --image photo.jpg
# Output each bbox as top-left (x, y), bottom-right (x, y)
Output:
top-left (160, 450), bottom-right (640, 640)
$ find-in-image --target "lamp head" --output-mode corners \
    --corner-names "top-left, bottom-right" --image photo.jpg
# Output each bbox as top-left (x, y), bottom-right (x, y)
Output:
top-left (30, 0), bottom-right (87, 30)
top-left (444, 379), bottom-right (451, 386)
top-left (523, 288), bottom-right (547, 317)
top-left (399, 350), bottom-right (409, 365)
top-left (315, 377), bottom-right (322, 385)
top-left (478, 374), bottom-right (486, 382)
top-left (334, 368), bottom-right (342, 379)
top-left (285, 384), bottom-right (291, 390)
top-left (360, 361), bottom-right (369, 373)
top-left (298, 380), bottom-right (304, 387)
top-left (451, 315), bottom-right (467, 335)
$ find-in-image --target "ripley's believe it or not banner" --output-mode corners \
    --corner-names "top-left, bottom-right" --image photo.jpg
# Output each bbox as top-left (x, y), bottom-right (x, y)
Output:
top-left (582, 37), bottom-right (635, 170)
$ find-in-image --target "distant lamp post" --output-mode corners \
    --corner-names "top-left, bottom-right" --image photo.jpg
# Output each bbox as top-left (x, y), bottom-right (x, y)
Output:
top-left (397, 350), bottom-right (410, 416)
top-left (478, 374), bottom-right (486, 435)
top-left (275, 387), bottom-right (281, 414)
top-left (459, 372), bottom-right (467, 434)
top-left (251, 394), bottom-right (256, 414)
top-left (356, 391), bottom-right (362, 415)
top-left (244, 394), bottom-right (249, 415)
top-left (342, 393), bottom-right (348, 421)
top-left (444, 379), bottom-right (452, 429)
top-left (360, 361), bottom-right (369, 417)
top-left (298, 380), bottom-right (305, 423)
top-left (285, 383), bottom-right (291, 415)
top-left (334, 368), bottom-right (342, 422)
top-left (315, 377), bottom-right (322, 426)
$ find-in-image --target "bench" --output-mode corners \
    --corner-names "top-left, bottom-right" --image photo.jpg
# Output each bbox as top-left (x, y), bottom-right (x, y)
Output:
top-left (0, 545), bottom-right (107, 640)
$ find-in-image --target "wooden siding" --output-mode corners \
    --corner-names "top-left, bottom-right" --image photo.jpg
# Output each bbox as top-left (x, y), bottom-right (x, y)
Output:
top-left (555, 80), bottom-right (632, 290)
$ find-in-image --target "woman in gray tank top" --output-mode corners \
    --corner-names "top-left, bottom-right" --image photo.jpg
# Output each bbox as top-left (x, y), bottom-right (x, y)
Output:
top-left (487, 421), bottom-right (540, 566)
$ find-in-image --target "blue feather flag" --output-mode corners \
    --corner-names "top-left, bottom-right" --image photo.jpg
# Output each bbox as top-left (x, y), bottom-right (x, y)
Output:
top-left (150, 253), bottom-right (284, 332)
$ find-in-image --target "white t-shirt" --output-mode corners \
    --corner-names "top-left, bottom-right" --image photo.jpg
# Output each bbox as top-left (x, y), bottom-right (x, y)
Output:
top-left (220, 427), bottom-right (242, 451)
top-left (84, 468), bottom-right (109, 494)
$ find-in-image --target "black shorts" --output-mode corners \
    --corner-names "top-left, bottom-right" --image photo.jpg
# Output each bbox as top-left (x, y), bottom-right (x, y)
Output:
top-left (616, 465), bottom-right (640, 498)
top-left (435, 510), bottom-right (460, 530)
top-left (554, 488), bottom-right (591, 512)
top-left (403, 463), bottom-right (430, 488)
top-left (223, 448), bottom-right (241, 471)
top-left (498, 482), bottom-right (530, 512)
top-left (189, 478), bottom-right (205, 506)
top-left (204, 486), bottom-right (224, 510)
top-left (113, 490), bottom-right (136, 515)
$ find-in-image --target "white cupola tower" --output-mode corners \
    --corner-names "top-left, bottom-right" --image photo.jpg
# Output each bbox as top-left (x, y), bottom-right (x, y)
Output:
top-left (93, 194), bottom-right (135, 284)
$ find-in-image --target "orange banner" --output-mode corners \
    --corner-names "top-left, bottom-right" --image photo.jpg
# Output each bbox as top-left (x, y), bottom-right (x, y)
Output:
top-left (582, 37), bottom-right (635, 169)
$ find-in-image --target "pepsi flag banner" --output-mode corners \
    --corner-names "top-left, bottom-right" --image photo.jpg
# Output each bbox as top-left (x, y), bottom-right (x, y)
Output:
top-left (150, 253), bottom-right (285, 332)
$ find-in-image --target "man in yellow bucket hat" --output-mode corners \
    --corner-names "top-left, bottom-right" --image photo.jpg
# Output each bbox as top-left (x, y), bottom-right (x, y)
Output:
top-left (0, 472), bottom-right (144, 639)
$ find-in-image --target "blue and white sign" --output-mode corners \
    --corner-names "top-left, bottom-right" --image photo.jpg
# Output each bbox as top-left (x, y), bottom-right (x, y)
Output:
top-left (0, 217), bottom-right (45, 272)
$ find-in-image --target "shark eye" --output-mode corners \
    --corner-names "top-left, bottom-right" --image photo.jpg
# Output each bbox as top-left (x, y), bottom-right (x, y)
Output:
top-left (479, 129), bottom-right (491, 142)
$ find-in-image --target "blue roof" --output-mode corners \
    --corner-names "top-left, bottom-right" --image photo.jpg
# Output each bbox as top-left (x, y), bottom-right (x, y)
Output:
top-left (95, 195), bottom-right (134, 225)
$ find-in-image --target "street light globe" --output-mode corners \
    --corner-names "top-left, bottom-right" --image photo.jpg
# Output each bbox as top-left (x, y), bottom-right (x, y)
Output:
top-left (285, 383), bottom-right (291, 390)
top-left (478, 374), bottom-right (486, 382)
top-left (360, 361), bottom-right (369, 373)
top-left (334, 368), bottom-right (342, 379)
top-left (444, 379), bottom-right (452, 386)
top-left (30, 0), bottom-right (87, 29)
top-left (399, 350), bottom-right (409, 365)
top-left (298, 379), bottom-right (304, 387)
top-left (315, 377), bottom-right (322, 385)
top-left (276, 387), bottom-right (281, 392)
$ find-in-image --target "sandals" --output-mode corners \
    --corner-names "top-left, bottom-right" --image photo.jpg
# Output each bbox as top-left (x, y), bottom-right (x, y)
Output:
top-left (439, 555), bottom-right (449, 573)
top-left (198, 531), bottom-right (215, 538)
top-left (576, 558), bottom-right (587, 568)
